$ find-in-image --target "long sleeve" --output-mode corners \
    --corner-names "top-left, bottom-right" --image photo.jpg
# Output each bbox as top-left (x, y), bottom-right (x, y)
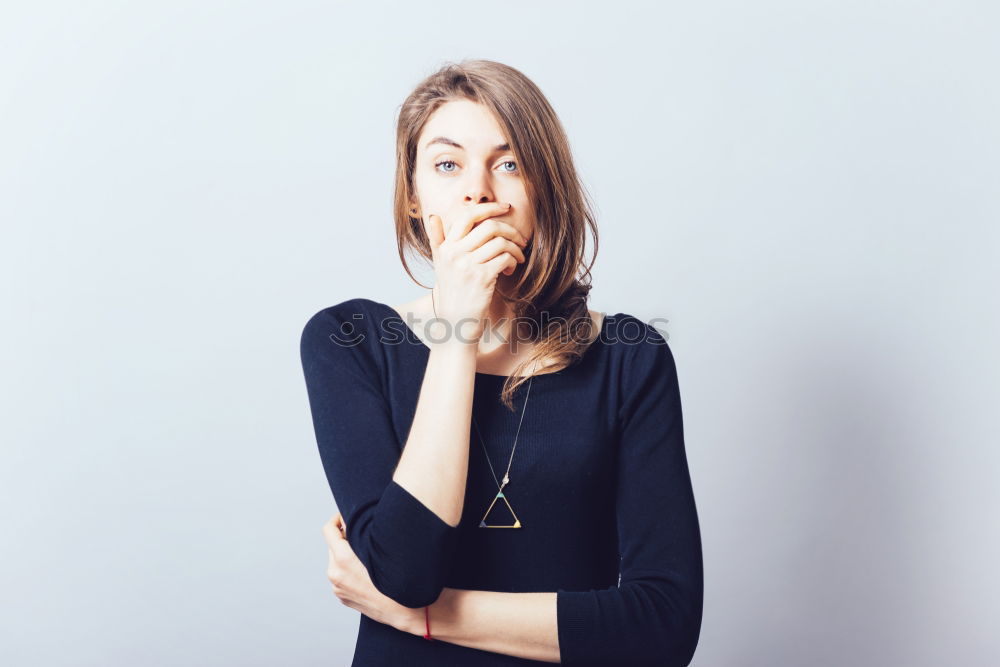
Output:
top-left (556, 325), bottom-right (704, 666)
top-left (299, 301), bottom-right (461, 609)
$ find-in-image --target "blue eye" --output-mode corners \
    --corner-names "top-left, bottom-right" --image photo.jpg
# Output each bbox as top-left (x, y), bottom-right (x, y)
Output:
top-left (434, 160), bottom-right (457, 173)
top-left (433, 159), bottom-right (519, 174)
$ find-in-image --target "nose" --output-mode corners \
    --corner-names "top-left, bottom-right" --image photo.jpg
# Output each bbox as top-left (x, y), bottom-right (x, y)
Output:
top-left (463, 166), bottom-right (496, 206)
top-left (465, 190), bottom-right (495, 205)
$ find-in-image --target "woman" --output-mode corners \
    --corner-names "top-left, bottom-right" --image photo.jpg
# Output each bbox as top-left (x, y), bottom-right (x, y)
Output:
top-left (300, 59), bottom-right (703, 666)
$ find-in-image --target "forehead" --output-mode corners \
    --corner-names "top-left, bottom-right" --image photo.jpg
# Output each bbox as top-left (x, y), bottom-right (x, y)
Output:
top-left (417, 99), bottom-right (508, 152)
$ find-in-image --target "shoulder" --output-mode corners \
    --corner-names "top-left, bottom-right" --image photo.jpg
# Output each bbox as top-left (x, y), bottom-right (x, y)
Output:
top-left (301, 297), bottom-right (390, 339)
top-left (300, 299), bottom-right (397, 395)
top-left (602, 314), bottom-right (682, 428)
top-left (300, 298), bottom-right (393, 362)
top-left (600, 312), bottom-right (678, 390)
top-left (302, 297), bottom-right (380, 326)
top-left (601, 313), bottom-right (674, 361)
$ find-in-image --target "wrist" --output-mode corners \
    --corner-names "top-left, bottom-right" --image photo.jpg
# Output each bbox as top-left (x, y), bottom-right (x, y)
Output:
top-left (398, 605), bottom-right (425, 637)
top-left (403, 589), bottom-right (455, 639)
top-left (427, 336), bottom-right (480, 360)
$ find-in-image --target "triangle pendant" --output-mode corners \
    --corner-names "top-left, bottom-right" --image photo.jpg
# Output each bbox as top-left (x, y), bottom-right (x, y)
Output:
top-left (479, 489), bottom-right (523, 529)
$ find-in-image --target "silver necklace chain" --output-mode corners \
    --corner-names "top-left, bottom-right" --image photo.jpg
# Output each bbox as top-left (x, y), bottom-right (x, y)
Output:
top-left (472, 375), bottom-right (532, 491)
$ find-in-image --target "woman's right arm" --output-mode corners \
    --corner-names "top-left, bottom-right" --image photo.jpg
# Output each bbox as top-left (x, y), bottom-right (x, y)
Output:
top-left (300, 302), bottom-right (474, 609)
top-left (394, 200), bottom-right (527, 531)
top-left (302, 203), bottom-right (527, 610)
top-left (391, 332), bottom-right (478, 529)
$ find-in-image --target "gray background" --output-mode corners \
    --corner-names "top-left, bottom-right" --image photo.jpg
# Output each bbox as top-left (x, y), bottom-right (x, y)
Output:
top-left (2, 1), bottom-right (997, 665)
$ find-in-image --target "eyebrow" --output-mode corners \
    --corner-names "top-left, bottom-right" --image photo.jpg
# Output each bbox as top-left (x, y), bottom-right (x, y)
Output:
top-left (424, 136), bottom-right (510, 153)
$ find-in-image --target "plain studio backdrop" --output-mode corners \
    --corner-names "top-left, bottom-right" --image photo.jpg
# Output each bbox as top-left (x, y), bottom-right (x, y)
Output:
top-left (1, 2), bottom-right (997, 665)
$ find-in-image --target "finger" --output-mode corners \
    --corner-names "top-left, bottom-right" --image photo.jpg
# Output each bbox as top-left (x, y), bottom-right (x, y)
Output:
top-left (329, 536), bottom-right (355, 563)
top-left (322, 520), bottom-right (344, 549)
top-left (469, 236), bottom-right (527, 266)
top-left (457, 219), bottom-right (529, 254)
top-left (327, 549), bottom-right (338, 583)
top-left (446, 201), bottom-right (512, 243)
top-left (486, 251), bottom-right (519, 278)
top-left (425, 214), bottom-right (445, 252)
top-left (328, 545), bottom-right (350, 572)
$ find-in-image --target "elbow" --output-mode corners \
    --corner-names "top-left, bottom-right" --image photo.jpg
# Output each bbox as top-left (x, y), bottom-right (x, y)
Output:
top-left (343, 482), bottom-right (461, 609)
top-left (556, 575), bottom-right (702, 666)
top-left (660, 587), bottom-right (702, 667)
top-left (629, 577), bottom-right (702, 666)
top-left (642, 603), bottom-right (700, 667)
top-left (672, 612), bottom-right (701, 666)
top-left (354, 526), bottom-right (454, 609)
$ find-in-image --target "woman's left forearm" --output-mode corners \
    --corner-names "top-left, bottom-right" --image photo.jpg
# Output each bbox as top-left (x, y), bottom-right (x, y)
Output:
top-left (400, 587), bottom-right (561, 663)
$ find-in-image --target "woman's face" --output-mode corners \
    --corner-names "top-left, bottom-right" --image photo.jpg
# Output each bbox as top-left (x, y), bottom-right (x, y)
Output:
top-left (411, 99), bottom-right (534, 245)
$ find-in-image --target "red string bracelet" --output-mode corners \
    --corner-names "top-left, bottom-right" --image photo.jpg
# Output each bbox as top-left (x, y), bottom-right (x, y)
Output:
top-left (423, 605), bottom-right (434, 641)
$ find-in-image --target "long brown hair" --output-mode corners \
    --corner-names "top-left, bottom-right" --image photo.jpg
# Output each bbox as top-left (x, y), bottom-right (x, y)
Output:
top-left (393, 59), bottom-right (600, 411)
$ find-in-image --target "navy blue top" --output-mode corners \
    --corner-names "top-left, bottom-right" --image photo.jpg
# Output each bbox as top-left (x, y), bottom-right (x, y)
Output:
top-left (299, 297), bottom-right (703, 666)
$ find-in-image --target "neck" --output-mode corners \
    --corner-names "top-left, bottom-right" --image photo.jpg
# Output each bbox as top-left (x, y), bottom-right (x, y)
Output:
top-left (486, 285), bottom-right (516, 324)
